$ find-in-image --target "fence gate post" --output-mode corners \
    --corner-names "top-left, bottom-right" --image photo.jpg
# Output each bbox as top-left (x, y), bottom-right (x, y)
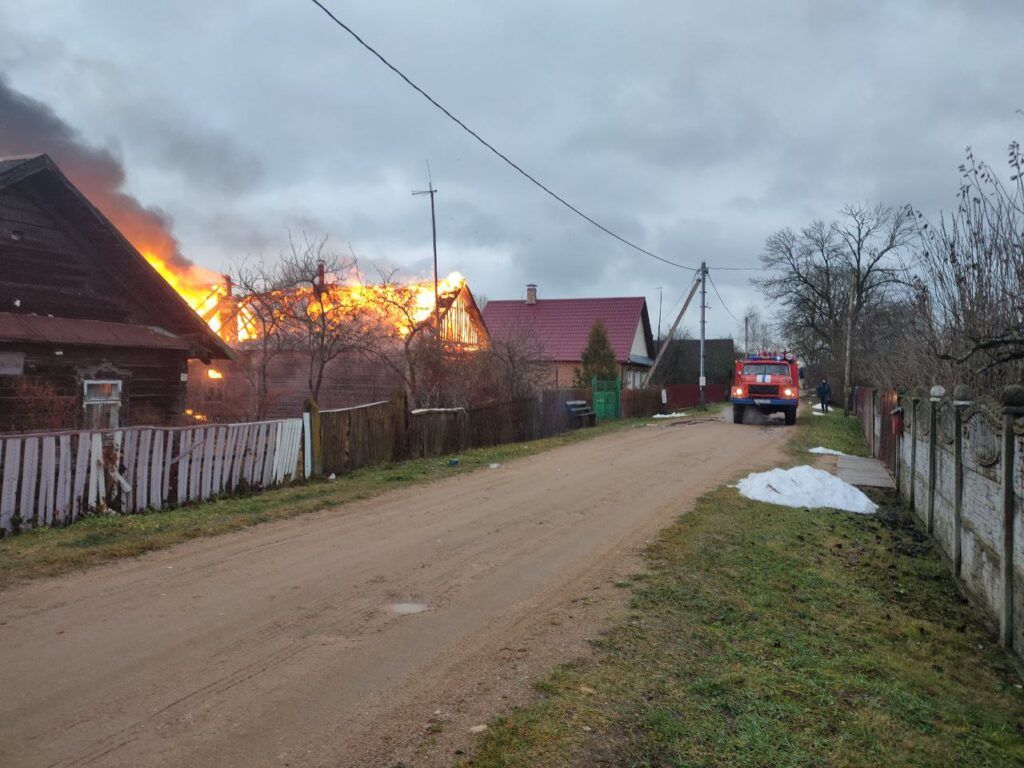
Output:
top-left (303, 397), bottom-right (322, 479)
top-left (390, 389), bottom-right (408, 461)
top-left (952, 385), bottom-right (972, 578)
top-left (926, 385), bottom-right (945, 534)
top-left (999, 385), bottom-right (1024, 649)
top-left (870, 389), bottom-right (877, 457)
top-left (909, 396), bottom-right (920, 512)
top-left (892, 389), bottom-right (904, 493)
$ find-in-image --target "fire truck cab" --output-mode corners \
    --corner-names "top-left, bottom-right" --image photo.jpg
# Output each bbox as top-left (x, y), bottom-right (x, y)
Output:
top-left (730, 352), bottom-right (800, 425)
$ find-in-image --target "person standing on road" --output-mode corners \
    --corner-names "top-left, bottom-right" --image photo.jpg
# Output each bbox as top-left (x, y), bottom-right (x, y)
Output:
top-left (816, 378), bottom-right (832, 413)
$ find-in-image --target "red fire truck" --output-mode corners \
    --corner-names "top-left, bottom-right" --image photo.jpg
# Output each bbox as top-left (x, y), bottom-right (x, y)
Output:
top-left (730, 352), bottom-right (800, 425)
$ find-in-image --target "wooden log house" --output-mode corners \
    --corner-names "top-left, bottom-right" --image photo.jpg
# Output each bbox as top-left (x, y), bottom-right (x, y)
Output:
top-left (0, 154), bottom-right (232, 433)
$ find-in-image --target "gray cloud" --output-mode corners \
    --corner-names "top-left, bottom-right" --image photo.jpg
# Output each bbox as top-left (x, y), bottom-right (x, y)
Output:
top-left (1, 0), bottom-right (1022, 338)
top-left (0, 74), bottom-right (191, 268)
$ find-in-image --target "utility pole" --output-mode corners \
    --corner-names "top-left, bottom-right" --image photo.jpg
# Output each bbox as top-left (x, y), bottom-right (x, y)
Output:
top-left (744, 313), bottom-right (749, 356)
top-left (642, 275), bottom-right (700, 388)
top-left (843, 267), bottom-right (856, 417)
top-left (656, 286), bottom-right (663, 350)
top-left (412, 164), bottom-right (440, 334)
top-left (699, 261), bottom-right (707, 407)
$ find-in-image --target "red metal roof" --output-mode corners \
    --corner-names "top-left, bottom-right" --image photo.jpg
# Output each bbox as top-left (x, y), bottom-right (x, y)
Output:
top-left (482, 297), bottom-right (652, 363)
top-left (0, 312), bottom-right (191, 350)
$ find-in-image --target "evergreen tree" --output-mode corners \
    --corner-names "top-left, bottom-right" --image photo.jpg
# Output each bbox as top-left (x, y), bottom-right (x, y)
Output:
top-left (574, 320), bottom-right (619, 386)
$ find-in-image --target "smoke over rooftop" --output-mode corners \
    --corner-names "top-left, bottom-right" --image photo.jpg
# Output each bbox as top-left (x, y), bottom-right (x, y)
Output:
top-left (0, 75), bottom-right (190, 269)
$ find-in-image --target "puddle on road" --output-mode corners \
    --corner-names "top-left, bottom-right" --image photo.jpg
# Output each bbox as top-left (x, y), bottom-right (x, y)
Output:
top-left (388, 602), bottom-right (429, 615)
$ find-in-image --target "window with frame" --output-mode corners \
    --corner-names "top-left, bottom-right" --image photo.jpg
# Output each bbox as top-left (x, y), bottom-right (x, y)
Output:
top-left (83, 379), bottom-right (122, 429)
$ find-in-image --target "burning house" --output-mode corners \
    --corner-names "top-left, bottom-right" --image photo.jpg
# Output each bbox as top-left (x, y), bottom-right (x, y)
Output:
top-left (0, 154), bottom-right (232, 432)
top-left (184, 270), bottom-right (490, 420)
top-left (0, 149), bottom-right (489, 428)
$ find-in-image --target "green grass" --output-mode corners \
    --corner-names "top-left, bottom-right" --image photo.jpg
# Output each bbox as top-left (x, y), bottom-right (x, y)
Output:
top-left (464, 405), bottom-right (1024, 768)
top-left (788, 399), bottom-right (871, 457)
top-left (0, 418), bottom-right (639, 589)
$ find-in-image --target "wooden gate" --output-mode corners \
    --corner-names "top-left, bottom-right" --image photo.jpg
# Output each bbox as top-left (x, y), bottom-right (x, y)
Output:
top-left (876, 389), bottom-right (899, 472)
top-left (591, 377), bottom-right (621, 420)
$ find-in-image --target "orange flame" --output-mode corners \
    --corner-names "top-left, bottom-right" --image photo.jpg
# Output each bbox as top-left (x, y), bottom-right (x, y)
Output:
top-left (142, 251), bottom-right (234, 336)
top-left (141, 249), bottom-right (473, 346)
top-left (206, 368), bottom-right (224, 380)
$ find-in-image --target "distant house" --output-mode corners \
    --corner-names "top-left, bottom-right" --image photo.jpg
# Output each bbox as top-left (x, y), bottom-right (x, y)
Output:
top-left (482, 284), bottom-right (655, 388)
top-left (0, 154), bottom-right (232, 432)
top-left (650, 338), bottom-right (736, 386)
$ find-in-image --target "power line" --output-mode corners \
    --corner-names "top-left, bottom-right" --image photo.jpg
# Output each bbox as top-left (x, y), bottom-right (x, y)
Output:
top-left (305, 0), bottom-right (698, 272)
top-left (706, 269), bottom-right (742, 323)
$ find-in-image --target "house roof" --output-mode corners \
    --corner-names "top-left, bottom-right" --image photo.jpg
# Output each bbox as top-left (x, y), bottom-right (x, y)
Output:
top-left (0, 154), bottom-right (232, 361)
top-left (482, 296), bottom-right (653, 363)
top-left (0, 156), bottom-right (38, 175)
top-left (0, 312), bottom-right (192, 350)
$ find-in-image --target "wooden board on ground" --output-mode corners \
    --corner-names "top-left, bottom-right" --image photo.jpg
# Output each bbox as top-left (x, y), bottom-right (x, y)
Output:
top-left (836, 454), bottom-right (895, 489)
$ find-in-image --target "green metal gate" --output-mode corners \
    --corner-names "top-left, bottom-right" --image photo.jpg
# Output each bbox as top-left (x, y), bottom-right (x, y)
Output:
top-left (591, 376), bottom-right (621, 420)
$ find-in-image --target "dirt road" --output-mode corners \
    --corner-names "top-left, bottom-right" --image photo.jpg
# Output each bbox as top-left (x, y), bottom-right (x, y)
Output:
top-left (0, 416), bottom-right (787, 768)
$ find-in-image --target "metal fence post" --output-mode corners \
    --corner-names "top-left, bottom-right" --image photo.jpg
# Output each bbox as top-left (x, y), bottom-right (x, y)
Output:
top-left (999, 385), bottom-right (1024, 648)
top-left (952, 384), bottom-right (972, 578)
top-left (927, 385), bottom-right (945, 534)
top-left (909, 396), bottom-right (920, 512)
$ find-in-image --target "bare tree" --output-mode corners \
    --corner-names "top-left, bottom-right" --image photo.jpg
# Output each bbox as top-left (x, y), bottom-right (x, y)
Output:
top-left (913, 142), bottom-right (1024, 393)
top-left (352, 268), bottom-right (441, 408)
top-left (481, 323), bottom-right (549, 400)
top-left (740, 306), bottom-right (776, 354)
top-left (757, 204), bottom-right (914, 407)
top-left (757, 220), bottom-right (847, 366)
top-left (278, 233), bottom-right (365, 403)
top-left (231, 258), bottom-right (290, 419)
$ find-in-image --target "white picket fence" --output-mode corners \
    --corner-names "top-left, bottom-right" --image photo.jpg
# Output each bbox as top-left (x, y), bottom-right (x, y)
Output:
top-left (0, 418), bottom-right (304, 533)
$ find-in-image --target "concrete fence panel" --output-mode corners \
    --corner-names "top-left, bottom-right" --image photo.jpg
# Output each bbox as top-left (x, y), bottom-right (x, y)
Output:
top-left (858, 388), bottom-right (1023, 656)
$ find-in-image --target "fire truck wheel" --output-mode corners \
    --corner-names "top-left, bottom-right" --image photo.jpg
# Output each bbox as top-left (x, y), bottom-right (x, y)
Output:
top-left (732, 405), bottom-right (744, 424)
top-left (784, 407), bottom-right (797, 425)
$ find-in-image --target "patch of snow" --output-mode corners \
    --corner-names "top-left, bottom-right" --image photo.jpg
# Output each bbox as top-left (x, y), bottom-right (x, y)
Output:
top-left (736, 465), bottom-right (877, 514)
top-left (652, 411), bottom-right (688, 419)
top-left (811, 410), bottom-right (826, 416)
top-left (808, 446), bottom-right (846, 456)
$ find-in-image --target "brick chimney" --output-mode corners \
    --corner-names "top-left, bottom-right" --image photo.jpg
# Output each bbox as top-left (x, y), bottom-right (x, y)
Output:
top-left (217, 274), bottom-right (238, 344)
top-left (526, 283), bottom-right (538, 305)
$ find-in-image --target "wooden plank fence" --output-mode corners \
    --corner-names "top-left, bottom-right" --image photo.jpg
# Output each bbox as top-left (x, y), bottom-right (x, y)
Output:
top-left (540, 388), bottom-right (590, 436)
top-left (0, 418), bottom-right (303, 533)
top-left (621, 388), bottom-right (663, 418)
top-left (0, 388), bottom-right (609, 536)
top-left (320, 400), bottom-right (398, 476)
top-left (406, 398), bottom-right (542, 460)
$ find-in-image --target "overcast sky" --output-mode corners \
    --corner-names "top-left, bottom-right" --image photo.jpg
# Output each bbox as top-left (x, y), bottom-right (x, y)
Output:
top-left (2, 1), bottom-right (1021, 340)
